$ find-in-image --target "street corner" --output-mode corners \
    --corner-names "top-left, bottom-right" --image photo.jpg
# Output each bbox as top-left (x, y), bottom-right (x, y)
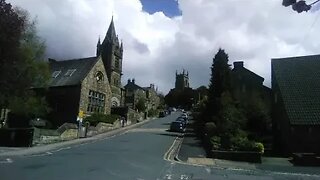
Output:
top-left (186, 157), bottom-right (215, 166)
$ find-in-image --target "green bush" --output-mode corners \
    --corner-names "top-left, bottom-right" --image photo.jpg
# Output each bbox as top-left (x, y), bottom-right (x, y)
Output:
top-left (84, 113), bottom-right (120, 126)
top-left (136, 98), bottom-right (146, 112)
top-left (205, 122), bottom-right (216, 137)
top-left (210, 136), bottom-right (221, 150)
top-left (254, 142), bottom-right (264, 154)
top-left (148, 109), bottom-right (158, 117)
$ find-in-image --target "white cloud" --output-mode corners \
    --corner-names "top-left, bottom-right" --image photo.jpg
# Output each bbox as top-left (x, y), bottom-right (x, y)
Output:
top-left (6, 0), bottom-right (320, 94)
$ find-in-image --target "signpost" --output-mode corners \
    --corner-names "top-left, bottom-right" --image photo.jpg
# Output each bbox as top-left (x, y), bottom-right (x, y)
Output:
top-left (77, 110), bottom-right (84, 138)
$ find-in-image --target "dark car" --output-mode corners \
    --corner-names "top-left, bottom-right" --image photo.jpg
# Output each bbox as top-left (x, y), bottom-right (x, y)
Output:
top-left (180, 113), bottom-right (188, 120)
top-left (159, 111), bottom-right (166, 118)
top-left (170, 121), bottom-right (186, 132)
top-left (175, 117), bottom-right (187, 126)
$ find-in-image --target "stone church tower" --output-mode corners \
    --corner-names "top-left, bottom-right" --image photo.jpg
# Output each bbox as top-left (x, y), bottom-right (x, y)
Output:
top-left (96, 17), bottom-right (123, 106)
top-left (175, 69), bottom-right (189, 91)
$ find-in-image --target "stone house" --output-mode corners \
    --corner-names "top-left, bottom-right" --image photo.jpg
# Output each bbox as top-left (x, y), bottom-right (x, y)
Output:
top-left (47, 56), bottom-right (112, 127)
top-left (143, 84), bottom-right (160, 111)
top-left (231, 61), bottom-right (272, 109)
top-left (272, 55), bottom-right (320, 155)
top-left (124, 79), bottom-right (147, 110)
top-left (124, 79), bottom-right (161, 112)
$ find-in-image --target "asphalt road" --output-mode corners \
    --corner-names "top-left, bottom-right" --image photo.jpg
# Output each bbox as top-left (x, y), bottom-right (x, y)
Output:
top-left (1, 113), bottom-right (320, 180)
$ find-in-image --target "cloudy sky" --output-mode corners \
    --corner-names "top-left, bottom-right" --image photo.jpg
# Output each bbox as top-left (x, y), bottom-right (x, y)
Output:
top-left (7, 0), bottom-right (320, 94)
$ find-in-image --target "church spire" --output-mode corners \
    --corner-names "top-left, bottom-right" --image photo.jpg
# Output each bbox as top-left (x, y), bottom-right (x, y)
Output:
top-left (120, 40), bottom-right (123, 52)
top-left (96, 36), bottom-right (101, 56)
top-left (106, 15), bottom-right (117, 42)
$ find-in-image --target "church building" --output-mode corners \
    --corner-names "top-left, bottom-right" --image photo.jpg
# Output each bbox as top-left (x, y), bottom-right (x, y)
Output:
top-left (46, 18), bottom-right (124, 127)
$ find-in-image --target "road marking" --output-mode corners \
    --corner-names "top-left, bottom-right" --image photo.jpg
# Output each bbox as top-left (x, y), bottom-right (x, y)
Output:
top-left (51, 146), bottom-right (71, 153)
top-left (0, 158), bottom-right (13, 164)
top-left (128, 128), bottom-right (168, 133)
top-left (180, 174), bottom-right (189, 179)
top-left (163, 137), bottom-right (178, 161)
top-left (164, 174), bottom-right (172, 179)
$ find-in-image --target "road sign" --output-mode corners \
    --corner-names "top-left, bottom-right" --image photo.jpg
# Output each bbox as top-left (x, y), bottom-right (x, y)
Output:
top-left (78, 110), bottom-right (84, 118)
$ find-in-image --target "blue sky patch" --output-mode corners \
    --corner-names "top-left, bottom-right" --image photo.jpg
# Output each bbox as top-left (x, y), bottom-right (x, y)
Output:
top-left (140, 0), bottom-right (181, 18)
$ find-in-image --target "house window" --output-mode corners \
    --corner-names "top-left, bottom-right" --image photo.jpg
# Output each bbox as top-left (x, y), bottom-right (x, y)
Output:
top-left (65, 69), bottom-right (76, 77)
top-left (52, 71), bottom-right (61, 78)
top-left (87, 90), bottom-right (105, 113)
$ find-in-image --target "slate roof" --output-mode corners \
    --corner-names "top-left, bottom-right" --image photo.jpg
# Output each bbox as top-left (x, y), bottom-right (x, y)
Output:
top-left (49, 57), bottom-right (98, 87)
top-left (124, 83), bottom-right (145, 91)
top-left (272, 54), bottom-right (320, 125)
top-left (232, 65), bottom-right (264, 82)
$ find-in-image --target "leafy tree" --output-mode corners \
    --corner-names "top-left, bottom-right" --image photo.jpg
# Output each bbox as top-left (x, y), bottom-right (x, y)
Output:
top-left (205, 48), bottom-right (232, 119)
top-left (165, 88), bottom-right (195, 110)
top-left (201, 49), bottom-right (250, 150)
top-left (0, 0), bottom-right (25, 107)
top-left (165, 90), bottom-right (179, 107)
top-left (157, 93), bottom-right (166, 109)
top-left (245, 97), bottom-right (271, 139)
top-left (0, 2), bottom-right (50, 126)
top-left (136, 98), bottom-right (146, 112)
top-left (196, 85), bottom-right (208, 102)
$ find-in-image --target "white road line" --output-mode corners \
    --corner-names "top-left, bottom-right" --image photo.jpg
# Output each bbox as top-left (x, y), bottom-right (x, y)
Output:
top-left (0, 158), bottom-right (13, 164)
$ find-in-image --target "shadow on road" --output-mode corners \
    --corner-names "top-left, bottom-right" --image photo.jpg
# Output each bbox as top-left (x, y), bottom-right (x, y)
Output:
top-left (154, 131), bottom-right (182, 138)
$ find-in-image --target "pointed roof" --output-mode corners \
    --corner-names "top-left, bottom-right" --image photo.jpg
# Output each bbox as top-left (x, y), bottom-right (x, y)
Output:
top-left (97, 36), bottom-right (101, 46)
top-left (49, 57), bottom-right (98, 87)
top-left (272, 54), bottom-right (320, 125)
top-left (105, 16), bottom-right (117, 43)
top-left (232, 61), bottom-right (264, 82)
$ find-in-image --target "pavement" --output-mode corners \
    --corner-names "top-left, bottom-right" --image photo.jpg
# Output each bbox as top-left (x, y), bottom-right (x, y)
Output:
top-left (1, 113), bottom-right (320, 179)
top-left (177, 116), bottom-right (320, 178)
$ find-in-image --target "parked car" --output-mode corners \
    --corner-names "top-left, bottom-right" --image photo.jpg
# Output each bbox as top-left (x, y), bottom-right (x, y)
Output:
top-left (170, 121), bottom-right (186, 132)
top-left (175, 117), bottom-right (187, 126)
top-left (180, 113), bottom-right (188, 121)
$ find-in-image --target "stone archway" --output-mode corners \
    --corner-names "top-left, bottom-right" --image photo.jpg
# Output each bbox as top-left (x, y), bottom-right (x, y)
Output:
top-left (111, 97), bottom-right (120, 107)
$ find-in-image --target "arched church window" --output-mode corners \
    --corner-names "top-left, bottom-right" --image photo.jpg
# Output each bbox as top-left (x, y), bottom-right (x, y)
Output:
top-left (95, 71), bottom-right (104, 83)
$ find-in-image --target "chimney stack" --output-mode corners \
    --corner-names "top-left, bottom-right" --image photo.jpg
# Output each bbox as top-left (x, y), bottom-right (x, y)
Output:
top-left (233, 61), bottom-right (244, 69)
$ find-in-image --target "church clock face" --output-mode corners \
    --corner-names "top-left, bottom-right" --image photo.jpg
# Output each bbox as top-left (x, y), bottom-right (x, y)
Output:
top-left (95, 71), bottom-right (104, 83)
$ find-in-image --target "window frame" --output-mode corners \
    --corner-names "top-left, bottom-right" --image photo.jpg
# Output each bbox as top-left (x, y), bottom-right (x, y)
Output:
top-left (52, 70), bottom-right (61, 78)
top-left (64, 69), bottom-right (77, 77)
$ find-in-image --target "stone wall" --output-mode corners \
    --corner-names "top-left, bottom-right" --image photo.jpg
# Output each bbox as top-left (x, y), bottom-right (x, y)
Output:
top-left (60, 129), bottom-right (78, 140)
top-left (79, 56), bottom-right (112, 116)
top-left (127, 108), bottom-right (144, 123)
top-left (33, 112), bottom-right (138, 145)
